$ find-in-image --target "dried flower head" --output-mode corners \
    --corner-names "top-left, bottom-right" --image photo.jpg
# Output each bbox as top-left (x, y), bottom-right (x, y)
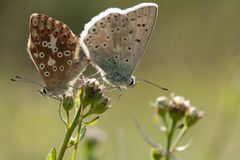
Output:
top-left (186, 107), bottom-right (204, 127)
top-left (169, 94), bottom-right (191, 122)
top-left (151, 96), bottom-right (168, 118)
top-left (76, 78), bottom-right (111, 117)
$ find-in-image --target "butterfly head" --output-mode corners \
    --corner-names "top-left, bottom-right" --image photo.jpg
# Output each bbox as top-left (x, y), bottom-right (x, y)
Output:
top-left (39, 86), bottom-right (49, 96)
top-left (127, 76), bottom-right (136, 88)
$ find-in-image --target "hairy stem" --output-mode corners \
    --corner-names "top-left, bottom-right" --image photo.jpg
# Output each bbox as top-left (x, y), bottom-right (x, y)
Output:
top-left (166, 120), bottom-right (177, 160)
top-left (57, 105), bottom-right (83, 160)
top-left (71, 106), bottom-right (84, 160)
top-left (170, 125), bottom-right (188, 152)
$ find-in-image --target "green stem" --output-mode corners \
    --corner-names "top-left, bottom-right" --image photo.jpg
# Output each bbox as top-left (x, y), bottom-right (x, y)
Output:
top-left (57, 105), bottom-right (83, 160)
top-left (71, 106), bottom-right (84, 160)
top-left (161, 116), bottom-right (168, 130)
top-left (170, 125), bottom-right (188, 152)
top-left (166, 120), bottom-right (177, 160)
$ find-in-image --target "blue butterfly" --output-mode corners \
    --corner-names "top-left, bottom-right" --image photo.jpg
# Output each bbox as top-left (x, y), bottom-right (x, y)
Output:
top-left (81, 3), bottom-right (158, 89)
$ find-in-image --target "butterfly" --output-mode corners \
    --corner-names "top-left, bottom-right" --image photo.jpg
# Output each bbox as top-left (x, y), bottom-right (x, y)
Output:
top-left (80, 3), bottom-right (158, 89)
top-left (27, 13), bottom-right (89, 99)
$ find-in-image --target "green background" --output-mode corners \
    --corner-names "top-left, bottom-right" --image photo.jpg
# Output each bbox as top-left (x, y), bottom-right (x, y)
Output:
top-left (1, 0), bottom-right (240, 159)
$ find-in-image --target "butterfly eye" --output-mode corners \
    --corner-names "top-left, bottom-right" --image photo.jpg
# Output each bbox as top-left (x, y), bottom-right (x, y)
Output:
top-left (128, 77), bottom-right (136, 88)
top-left (41, 87), bottom-right (49, 96)
top-left (125, 59), bottom-right (129, 63)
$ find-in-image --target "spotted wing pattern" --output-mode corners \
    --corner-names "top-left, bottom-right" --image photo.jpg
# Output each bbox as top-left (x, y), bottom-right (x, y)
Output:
top-left (81, 3), bottom-right (158, 87)
top-left (27, 13), bottom-right (89, 95)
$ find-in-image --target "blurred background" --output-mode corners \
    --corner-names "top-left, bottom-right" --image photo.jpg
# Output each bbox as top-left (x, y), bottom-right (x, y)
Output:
top-left (1, 0), bottom-right (240, 159)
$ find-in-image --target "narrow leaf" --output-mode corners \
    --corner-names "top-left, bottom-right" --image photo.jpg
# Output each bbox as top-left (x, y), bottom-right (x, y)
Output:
top-left (79, 125), bottom-right (87, 141)
top-left (46, 148), bottom-right (56, 160)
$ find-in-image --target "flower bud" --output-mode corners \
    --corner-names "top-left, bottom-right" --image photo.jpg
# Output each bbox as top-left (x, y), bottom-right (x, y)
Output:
top-left (151, 96), bottom-right (168, 118)
top-left (186, 107), bottom-right (204, 127)
top-left (63, 96), bottom-right (74, 112)
top-left (151, 149), bottom-right (163, 160)
top-left (78, 78), bottom-right (110, 117)
top-left (89, 97), bottom-right (111, 115)
top-left (169, 95), bottom-right (190, 122)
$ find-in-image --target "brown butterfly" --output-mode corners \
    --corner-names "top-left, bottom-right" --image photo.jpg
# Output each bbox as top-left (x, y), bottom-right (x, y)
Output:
top-left (27, 13), bottom-right (89, 99)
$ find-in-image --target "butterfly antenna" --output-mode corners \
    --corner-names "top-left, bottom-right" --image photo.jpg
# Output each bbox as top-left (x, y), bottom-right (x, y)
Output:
top-left (136, 78), bottom-right (170, 92)
top-left (10, 75), bottom-right (43, 87)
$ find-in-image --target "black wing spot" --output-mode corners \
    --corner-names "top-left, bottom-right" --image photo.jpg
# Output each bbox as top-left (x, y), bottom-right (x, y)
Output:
top-left (95, 45), bottom-right (99, 49)
top-left (135, 39), bottom-right (141, 43)
top-left (102, 43), bottom-right (107, 47)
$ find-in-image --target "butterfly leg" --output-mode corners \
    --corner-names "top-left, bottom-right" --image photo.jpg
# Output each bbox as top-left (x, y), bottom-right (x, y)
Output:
top-left (85, 71), bottom-right (100, 78)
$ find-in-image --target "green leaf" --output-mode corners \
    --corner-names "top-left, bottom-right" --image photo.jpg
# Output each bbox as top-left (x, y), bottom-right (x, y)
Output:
top-left (85, 116), bottom-right (100, 126)
top-left (79, 125), bottom-right (87, 141)
top-left (46, 148), bottom-right (56, 160)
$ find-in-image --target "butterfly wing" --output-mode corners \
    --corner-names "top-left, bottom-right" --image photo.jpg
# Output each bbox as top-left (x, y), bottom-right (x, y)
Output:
top-left (81, 3), bottom-right (158, 87)
top-left (124, 3), bottom-right (158, 72)
top-left (27, 13), bottom-right (88, 94)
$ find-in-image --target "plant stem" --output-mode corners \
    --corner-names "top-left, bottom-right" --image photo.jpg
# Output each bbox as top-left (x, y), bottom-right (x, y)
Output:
top-left (71, 106), bottom-right (84, 160)
top-left (166, 120), bottom-right (177, 160)
top-left (170, 125), bottom-right (188, 152)
top-left (57, 105), bottom-right (83, 160)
